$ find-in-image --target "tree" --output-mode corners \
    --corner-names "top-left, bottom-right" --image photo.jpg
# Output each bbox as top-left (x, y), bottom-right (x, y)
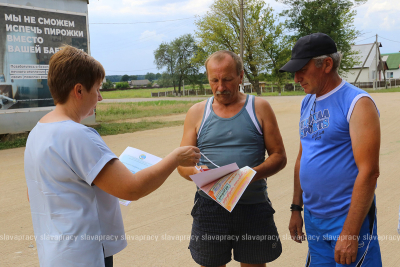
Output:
top-left (157, 73), bottom-right (174, 87)
top-left (145, 72), bottom-right (156, 82)
top-left (196, 0), bottom-right (278, 95)
top-left (154, 42), bottom-right (178, 92)
top-left (154, 34), bottom-right (200, 95)
top-left (102, 79), bottom-right (114, 89)
top-left (277, 0), bottom-right (366, 72)
top-left (120, 74), bottom-right (130, 82)
top-left (256, 7), bottom-right (294, 92)
top-left (130, 75), bottom-right (137, 81)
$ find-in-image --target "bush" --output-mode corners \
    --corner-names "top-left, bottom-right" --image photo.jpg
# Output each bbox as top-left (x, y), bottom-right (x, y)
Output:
top-left (115, 82), bottom-right (129, 89)
top-left (102, 79), bottom-right (114, 89)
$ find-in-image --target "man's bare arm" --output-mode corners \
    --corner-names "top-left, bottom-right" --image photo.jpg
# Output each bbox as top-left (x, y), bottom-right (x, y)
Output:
top-left (177, 101), bottom-right (206, 180)
top-left (334, 97), bottom-right (380, 265)
top-left (251, 97), bottom-right (287, 182)
top-left (289, 143), bottom-right (305, 243)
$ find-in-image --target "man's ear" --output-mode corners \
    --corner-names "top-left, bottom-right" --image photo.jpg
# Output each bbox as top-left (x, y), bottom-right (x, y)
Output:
top-left (323, 57), bottom-right (334, 74)
top-left (72, 84), bottom-right (84, 100)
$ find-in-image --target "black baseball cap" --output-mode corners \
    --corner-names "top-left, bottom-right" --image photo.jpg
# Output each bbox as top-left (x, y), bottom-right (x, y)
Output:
top-left (279, 33), bottom-right (337, 73)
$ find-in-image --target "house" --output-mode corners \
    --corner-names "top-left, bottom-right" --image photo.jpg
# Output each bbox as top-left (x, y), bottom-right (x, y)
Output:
top-left (129, 79), bottom-right (151, 87)
top-left (342, 43), bottom-right (385, 83)
top-left (381, 52), bottom-right (400, 80)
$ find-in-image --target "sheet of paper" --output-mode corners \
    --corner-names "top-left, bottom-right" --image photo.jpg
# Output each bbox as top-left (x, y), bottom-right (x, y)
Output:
top-left (118, 147), bottom-right (162, 206)
top-left (189, 163), bottom-right (239, 188)
top-left (203, 166), bottom-right (256, 212)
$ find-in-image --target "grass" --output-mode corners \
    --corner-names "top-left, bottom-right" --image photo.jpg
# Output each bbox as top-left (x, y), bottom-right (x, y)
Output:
top-left (2, 86), bottom-right (399, 150)
top-left (0, 137), bottom-right (27, 150)
top-left (365, 87), bottom-right (400, 93)
top-left (0, 120), bottom-right (185, 150)
top-left (258, 91), bottom-right (306, 96)
top-left (0, 100), bottom-right (197, 150)
top-left (96, 100), bottom-right (200, 122)
top-left (102, 88), bottom-right (172, 99)
top-left (93, 120), bottom-right (184, 136)
top-left (101, 85), bottom-right (211, 99)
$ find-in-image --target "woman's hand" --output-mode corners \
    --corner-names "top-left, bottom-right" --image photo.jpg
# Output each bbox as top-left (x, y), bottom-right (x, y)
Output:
top-left (174, 146), bottom-right (200, 167)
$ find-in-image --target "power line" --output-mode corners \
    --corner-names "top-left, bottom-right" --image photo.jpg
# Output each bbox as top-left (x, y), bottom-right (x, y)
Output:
top-left (90, 17), bottom-right (195, 25)
top-left (105, 67), bottom-right (159, 73)
top-left (355, 35), bottom-right (375, 44)
top-left (379, 35), bottom-right (400, 44)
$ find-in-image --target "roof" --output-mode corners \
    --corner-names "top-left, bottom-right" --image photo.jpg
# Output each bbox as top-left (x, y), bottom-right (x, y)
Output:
top-left (131, 79), bottom-right (150, 86)
top-left (381, 52), bottom-right (400, 70)
top-left (350, 43), bottom-right (382, 69)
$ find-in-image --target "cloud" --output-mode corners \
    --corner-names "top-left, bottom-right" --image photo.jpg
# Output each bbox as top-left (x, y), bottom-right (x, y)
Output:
top-left (356, 0), bottom-right (400, 30)
top-left (89, 0), bottom-right (213, 17)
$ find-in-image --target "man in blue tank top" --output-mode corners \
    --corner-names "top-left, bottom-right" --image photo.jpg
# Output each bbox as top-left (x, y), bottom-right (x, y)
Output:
top-left (280, 33), bottom-right (382, 266)
top-left (177, 50), bottom-right (287, 267)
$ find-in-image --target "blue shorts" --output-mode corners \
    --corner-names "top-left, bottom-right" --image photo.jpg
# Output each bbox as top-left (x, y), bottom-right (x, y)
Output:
top-left (189, 193), bottom-right (282, 267)
top-left (304, 202), bottom-right (382, 267)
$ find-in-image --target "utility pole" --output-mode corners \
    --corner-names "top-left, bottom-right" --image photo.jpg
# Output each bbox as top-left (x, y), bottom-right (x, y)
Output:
top-left (375, 34), bottom-right (378, 89)
top-left (240, 0), bottom-right (244, 92)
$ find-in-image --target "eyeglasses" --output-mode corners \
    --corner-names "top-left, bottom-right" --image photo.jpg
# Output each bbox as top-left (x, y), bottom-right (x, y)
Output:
top-left (308, 99), bottom-right (316, 129)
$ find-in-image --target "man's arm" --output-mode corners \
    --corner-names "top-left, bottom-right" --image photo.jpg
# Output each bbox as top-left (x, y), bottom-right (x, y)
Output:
top-left (251, 97), bottom-right (287, 181)
top-left (334, 97), bottom-right (380, 265)
top-left (177, 101), bottom-right (207, 180)
top-left (288, 143), bottom-right (305, 243)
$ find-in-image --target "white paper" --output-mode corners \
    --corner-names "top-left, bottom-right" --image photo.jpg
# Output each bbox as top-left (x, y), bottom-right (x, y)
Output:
top-left (189, 163), bottom-right (239, 188)
top-left (118, 147), bottom-right (162, 206)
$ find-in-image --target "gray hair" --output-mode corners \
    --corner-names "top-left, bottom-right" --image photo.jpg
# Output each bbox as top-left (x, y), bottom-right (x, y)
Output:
top-left (313, 52), bottom-right (342, 73)
top-left (205, 50), bottom-right (243, 76)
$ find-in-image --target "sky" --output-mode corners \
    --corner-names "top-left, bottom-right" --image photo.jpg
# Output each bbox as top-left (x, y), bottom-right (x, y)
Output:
top-left (87, 0), bottom-right (400, 76)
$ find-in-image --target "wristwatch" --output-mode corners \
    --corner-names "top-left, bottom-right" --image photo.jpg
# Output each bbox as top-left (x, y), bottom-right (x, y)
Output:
top-left (290, 204), bottom-right (303, 212)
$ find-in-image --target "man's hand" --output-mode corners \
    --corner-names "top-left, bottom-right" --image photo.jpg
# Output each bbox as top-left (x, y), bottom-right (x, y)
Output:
top-left (334, 231), bottom-right (358, 265)
top-left (289, 211), bottom-right (305, 243)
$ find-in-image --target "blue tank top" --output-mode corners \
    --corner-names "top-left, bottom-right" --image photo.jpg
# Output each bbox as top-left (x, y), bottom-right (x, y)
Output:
top-left (299, 80), bottom-right (379, 218)
top-left (197, 94), bottom-right (268, 204)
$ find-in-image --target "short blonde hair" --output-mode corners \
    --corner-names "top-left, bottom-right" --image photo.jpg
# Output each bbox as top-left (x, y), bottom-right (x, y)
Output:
top-left (205, 50), bottom-right (243, 76)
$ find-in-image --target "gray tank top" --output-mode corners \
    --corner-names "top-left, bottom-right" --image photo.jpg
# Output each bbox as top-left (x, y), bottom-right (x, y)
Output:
top-left (197, 94), bottom-right (268, 204)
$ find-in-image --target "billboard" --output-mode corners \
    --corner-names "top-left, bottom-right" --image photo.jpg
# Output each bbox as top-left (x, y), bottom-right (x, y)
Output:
top-left (0, 4), bottom-right (88, 109)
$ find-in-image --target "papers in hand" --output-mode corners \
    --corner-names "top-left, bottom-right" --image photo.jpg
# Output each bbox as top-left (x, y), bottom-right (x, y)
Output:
top-left (118, 147), bottom-right (162, 206)
top-left (189, 163), bottom-right (256, 212)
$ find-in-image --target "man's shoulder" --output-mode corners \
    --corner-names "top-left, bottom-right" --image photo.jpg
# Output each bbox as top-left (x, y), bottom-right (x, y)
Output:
top-left (185, 98), bottom-right (209, 123)
top-left (253, 95), bottom-right (272, 109)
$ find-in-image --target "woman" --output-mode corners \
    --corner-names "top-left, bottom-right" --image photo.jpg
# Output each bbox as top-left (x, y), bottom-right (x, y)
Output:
top-left (24, 45), bottom-right (200, 267)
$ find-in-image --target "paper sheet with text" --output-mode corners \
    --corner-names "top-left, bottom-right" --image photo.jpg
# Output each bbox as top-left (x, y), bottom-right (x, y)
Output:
top-left (190, 163), bottom-right (256, 212)
top-left (118, 147), bottom-right (162, 206)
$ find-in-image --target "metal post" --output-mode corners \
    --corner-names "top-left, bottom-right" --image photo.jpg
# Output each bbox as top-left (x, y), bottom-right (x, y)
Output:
top-left (375, 34), bottom-right (378, 89)
top-left (240, 0), bottom-right (244, 93)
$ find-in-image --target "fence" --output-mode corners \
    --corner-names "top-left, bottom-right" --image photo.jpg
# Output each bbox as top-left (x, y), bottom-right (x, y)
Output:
top-left (350, 79), bottom-right (400, 89)
top-left (150, 89), bottom-right (213, 97)
top-left (151, 83), bottom-right (303, 97)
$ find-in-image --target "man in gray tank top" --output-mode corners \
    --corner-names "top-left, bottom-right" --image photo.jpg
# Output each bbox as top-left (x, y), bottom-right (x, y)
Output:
top-left (177, 50), bottom-right (287, 267)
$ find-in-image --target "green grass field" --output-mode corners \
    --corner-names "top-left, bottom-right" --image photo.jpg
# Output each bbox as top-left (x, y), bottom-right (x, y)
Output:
top-left (2, 87), bottom-right (400, 150)
top-left (96, 100), bottom-right (201, 122)
top-left (0, 100), bottom-right (198, 150)
top-left (101, 85), bottom-right (211, 99)
top-left (101, 85), bottom-right (400, 99)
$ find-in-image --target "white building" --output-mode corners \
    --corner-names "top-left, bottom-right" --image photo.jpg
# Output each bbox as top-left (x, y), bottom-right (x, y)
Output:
top-left (342, 43), bottom-right (384, 83)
